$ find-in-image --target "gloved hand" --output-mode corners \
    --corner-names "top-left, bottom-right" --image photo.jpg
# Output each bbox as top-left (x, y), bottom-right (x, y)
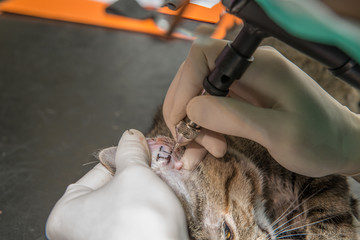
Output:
top-left (46, 129), bottom-right (188, 240)
top-left (163, 39), bottom-right (360, 177)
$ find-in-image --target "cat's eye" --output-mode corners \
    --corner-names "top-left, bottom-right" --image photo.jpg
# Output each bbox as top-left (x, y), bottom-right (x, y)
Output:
top-left (223, 222), bottom-right (233, 240)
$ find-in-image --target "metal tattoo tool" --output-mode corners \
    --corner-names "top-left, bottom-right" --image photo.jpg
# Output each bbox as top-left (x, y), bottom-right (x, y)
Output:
top-left (174, 0), bottom-right (360, 150)
top-left (174, 89), bottom-right (207, 150)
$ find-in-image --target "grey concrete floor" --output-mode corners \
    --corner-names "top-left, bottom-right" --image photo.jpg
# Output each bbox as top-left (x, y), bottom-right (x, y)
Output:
top-left (0, 13), bottom-right (192, 239)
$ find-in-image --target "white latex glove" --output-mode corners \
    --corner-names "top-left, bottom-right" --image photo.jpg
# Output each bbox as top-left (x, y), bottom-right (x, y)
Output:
top-left (163, 38), bottom-right (360, 177)
top-left (46, 129), bottom-right (188, 240)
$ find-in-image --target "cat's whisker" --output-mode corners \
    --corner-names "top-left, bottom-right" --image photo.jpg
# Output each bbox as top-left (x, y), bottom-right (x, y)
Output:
top-left (277, 233), bottom-right (307, 239)
top-left (271, 186), bottom-right (326, 239)
top-left (269, 210), bottom-right (308, 239)
top-left (275, 215), bottom-right (335, 236)
top-left (82, 160), bottom-right (99, 166)
top-left (271, 207), bottom-right (314, 236)
top-left (266, 235), bottom-right (274, 240)
top-left (273, 218), bottom-right (310, 238)
top-left (265, 232), bottom-right (277, 240)
top-left (189, 159), bottom-right (203, 175)
top-left (270, 183), bottom-right (310, 227)
top-left (271, 184), bottom-right (324, 229)
top-left (266, 198), bottom-right (308, 239)
top-left (276, 232), bottom-right (323, 239)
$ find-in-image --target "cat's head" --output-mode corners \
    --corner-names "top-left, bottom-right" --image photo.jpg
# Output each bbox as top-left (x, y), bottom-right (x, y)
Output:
top-left (148, 136), bottom-right (275, 240)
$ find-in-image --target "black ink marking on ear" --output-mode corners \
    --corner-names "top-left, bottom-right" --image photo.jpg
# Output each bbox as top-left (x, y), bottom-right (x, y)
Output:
top-left (156, 153), bottom-right (172, 163)
top-left (160, 145), bottom-right (172, 154)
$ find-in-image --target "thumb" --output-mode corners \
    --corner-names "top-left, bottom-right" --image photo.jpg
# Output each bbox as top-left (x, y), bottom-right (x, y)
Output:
top-left (187, 95), bottom-right (284, 149)
top-left (115, 129), bottom-right (152, 172)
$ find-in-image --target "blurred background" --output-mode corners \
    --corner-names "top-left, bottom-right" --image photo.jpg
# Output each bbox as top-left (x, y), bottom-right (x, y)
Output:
top-left (0, 1), bottom-right (196, 238)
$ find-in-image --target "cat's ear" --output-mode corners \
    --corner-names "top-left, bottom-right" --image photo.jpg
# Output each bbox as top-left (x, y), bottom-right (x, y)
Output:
top-left (98, 147), bottom-right (117, 175)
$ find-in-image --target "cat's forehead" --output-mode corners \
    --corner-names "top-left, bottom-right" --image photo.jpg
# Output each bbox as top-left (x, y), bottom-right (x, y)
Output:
top-left (197, 200), bottom-right (264, 239)
top-left (200, 154), bottom-right (263, 198)
top-left (191, 156), bottom-right (265, 238)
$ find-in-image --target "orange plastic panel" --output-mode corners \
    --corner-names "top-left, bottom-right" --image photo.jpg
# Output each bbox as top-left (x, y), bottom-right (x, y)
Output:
top-left (0, 0), bottom-right (164, 36)
top-left (158, 2), bottom-right (225, 23)
top-left (0, 0), bottom-right (240, 39)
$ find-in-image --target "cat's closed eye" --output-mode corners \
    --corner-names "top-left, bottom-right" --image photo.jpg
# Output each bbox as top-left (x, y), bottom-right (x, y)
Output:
top-left (223, 222), bottom-right (233, 240)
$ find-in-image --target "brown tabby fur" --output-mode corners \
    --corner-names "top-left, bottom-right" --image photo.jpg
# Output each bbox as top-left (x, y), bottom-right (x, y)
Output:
top-left (146, 38), bottom-right (360, 239)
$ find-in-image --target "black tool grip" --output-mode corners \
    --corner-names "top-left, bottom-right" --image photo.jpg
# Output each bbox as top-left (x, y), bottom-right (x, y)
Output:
top-left (203, 22), bottom-right (264, 97)
top-left (222, 0), bottom-right (360, 89)
top-left (203, 43), bottom-right (253, 96)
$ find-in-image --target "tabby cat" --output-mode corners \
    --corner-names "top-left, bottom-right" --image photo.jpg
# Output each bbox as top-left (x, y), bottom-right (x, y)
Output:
top-left (146, 38), bottom-right (360, 239)
top-left (100, 38), bottom-right (360, 239)
top-left (146, 111), bottom-right (359, 240)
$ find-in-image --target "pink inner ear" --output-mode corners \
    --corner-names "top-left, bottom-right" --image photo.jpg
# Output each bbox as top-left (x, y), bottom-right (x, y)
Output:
top-left (146, 137), bottom-right (184, 170)
top-left (146, 138), bottom-right (162, 154)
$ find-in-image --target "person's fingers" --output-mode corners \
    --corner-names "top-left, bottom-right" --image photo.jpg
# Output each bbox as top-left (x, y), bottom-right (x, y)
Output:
top-left (163, 39), bottom-right (228, 138)
top-left (228, 46), bottom-right (314, 110)
top-left (194, 128), bottom-right (227, 158)
top-left (47, 159), bottom-right (116, 238)
top-left (181, 131), bottom-right (227, 170)
top-left (186, 95), bottom-right (286, 148)
top-left (74, 164), bottom-right (113, 190)
top-left (115, 129), bottom-right (151, 172)
top-left (54, 163), bottom-right (113, 207)
top-left (180, 141), bottom-right (208, 170)
top-left (163, 44), bottom-right (299, 144)
top-left (163, 62), bottom-right (186, 138)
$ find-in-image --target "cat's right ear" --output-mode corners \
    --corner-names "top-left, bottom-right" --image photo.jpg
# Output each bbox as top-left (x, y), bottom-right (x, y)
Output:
top-left (98, 147), bottom-right (117, 175)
